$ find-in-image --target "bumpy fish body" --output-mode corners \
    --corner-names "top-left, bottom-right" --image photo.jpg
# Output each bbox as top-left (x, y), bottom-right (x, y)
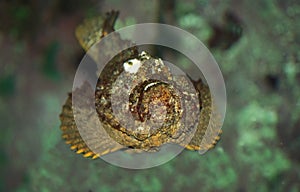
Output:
top-left (60, 11), bottom-right (220, 159)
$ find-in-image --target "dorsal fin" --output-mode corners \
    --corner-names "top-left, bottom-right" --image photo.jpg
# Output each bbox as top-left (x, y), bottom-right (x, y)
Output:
top-left (75, 10), bottom-right (119, 51)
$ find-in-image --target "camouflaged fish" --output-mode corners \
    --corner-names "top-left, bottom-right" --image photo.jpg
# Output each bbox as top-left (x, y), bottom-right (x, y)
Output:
top-left (59, 11), bottom-right (221, 159)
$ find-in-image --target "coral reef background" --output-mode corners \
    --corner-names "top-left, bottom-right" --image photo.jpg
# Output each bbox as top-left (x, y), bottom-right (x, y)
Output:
top-left (0, 0), bottom-right (299, 191)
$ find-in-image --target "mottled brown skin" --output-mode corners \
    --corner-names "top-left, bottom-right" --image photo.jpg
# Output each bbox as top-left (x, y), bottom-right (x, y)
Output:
top-left (94, 53), bottom-right (185, 151)
top-left (128, 80), bottom-right (181, 140)
top-left (59, 11), bottom-right (221, 159)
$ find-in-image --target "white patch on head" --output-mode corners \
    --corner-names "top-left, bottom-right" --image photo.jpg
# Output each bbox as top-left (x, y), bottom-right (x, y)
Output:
top-left (123, 58), bottom-right (142, 73)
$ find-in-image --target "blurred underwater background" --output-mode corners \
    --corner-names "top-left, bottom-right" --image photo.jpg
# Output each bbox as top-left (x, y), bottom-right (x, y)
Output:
top-left (0, 0), bottom-right (300, 191)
